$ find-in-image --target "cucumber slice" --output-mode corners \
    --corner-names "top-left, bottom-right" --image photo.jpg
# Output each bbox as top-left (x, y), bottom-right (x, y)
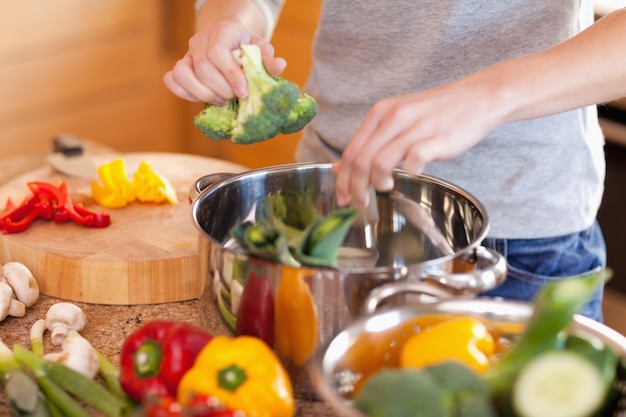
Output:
top-left (512, 350), bottom-right (606, 417)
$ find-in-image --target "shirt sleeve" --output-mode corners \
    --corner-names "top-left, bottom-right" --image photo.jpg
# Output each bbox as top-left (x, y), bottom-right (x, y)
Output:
top-left (194, 0), bottom-right (285, 39)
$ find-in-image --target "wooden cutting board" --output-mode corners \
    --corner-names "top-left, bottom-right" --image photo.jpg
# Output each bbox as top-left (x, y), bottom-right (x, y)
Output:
top-left (0, 152), bottom-right (247, 305)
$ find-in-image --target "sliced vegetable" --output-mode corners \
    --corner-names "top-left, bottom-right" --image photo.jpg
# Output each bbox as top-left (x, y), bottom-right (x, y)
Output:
top-left (0, 181), bottom-right (110, 234)
top-left (177, 335), bottom-right (295, 417)
top-left (235, 271), bottom-right (275, 347)
top-left (294, 207), bottom-right (360, 267)
top-left (91, 158), bottom-right (178, 208)
top-left (274, 266), bottom-right (318, 366)
top-left (512, 350), bottom-right (606, 417)
top-left (484, 268), bottom-right (610, 394)
top-left (399, 316), bottom-right (495, 374)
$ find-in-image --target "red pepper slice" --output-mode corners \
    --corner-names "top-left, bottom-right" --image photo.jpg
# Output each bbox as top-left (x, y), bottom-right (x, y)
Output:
top-left (3, 206), bottom-right (40, 234)
top-left (119, 320), bottom-right (213, 403)
top-left (235, 271), bottom-right (275, 347)
top-left (0, 194), bottom-right (39, 229)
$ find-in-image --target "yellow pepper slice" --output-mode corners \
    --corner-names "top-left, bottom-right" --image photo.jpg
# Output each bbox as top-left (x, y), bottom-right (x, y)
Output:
top-left (91, 158), bottom-right (136, 208)
top-left (132, 161), bottom-right (178, 204)
top-left (91, 158), bottom-right (178, 208)
top-left (399, 316), bottom-right (496, 374)
top-left (177, 335), bottom-right (295, 417)
top-left (274, 266), bottom-right (319, 366)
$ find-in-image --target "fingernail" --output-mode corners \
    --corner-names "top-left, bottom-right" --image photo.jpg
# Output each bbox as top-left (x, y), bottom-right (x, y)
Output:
top-left (234, 82), bottom-right (247, 98)
top-left (213, 97), bottom-right (226, 105)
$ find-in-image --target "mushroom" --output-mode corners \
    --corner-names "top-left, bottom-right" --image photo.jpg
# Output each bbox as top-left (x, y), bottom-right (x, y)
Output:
top-left (0, 282), bottom-right (13, 321)
top-left (1, 262), bottom-right (39, 307)
top-left (43, 333), bottom-right (99, 378)
top-left (0, 281), bottom-right (26, 320)
top-left (45, 302), bottom-right (87, 345)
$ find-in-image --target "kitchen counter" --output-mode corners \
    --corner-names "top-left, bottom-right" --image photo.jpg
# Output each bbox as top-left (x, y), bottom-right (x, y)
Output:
top-left (0, 144), bottom-right (336, 417)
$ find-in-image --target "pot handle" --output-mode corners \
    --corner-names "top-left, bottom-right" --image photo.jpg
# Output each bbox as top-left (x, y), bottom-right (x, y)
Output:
top-left (422, 246), bottom-right (507, 294)
top-left (363, 282), bottom-right (455, 315)
top-left (188, 172), bottom-right (236, 203)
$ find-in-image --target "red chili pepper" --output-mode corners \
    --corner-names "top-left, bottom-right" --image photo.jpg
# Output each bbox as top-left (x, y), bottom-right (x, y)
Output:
top-left (235, 271), bottom-right (275, 347)
top-left (119, 320), bottom-right (213, 403)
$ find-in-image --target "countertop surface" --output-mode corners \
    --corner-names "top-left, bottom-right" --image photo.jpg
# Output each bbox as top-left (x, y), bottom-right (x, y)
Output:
top-left (0, 143), bottom-right (337, 416)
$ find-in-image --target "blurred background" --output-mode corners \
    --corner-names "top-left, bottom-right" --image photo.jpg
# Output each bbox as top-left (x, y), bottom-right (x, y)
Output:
top-left (0, 0), bottom-right (321, 168)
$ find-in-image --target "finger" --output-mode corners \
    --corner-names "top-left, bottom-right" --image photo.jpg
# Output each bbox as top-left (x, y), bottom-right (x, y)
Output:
top-left (162, 71), bottom-right (201, 102)
top-left (202, 45), bottom-right (249, 98)
top-left (169, 55), bottom-right (226, 104)
top-left (338, 101), bottom-right (415, 207)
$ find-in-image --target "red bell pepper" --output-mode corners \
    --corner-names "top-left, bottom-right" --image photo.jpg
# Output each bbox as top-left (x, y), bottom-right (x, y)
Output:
top-left (119, 320), bottom-right (213, 403)
top-left (235, 271), bottom-right (275, 347)
top-left (0, 180), bottom-right (110, 234)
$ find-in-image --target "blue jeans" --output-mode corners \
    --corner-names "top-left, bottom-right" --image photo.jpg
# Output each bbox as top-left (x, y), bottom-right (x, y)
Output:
top-left (479, 220), bottom-right (606, 322)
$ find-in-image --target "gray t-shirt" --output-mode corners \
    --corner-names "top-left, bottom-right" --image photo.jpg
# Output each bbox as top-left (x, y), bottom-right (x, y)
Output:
top-left (293, 0), bottom-right (605, 239)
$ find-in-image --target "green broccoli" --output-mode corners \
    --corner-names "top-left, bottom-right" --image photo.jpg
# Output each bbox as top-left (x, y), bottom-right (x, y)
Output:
top-left (274, 77), bottom-right (318, 134)
top-left (193, 99), bottom-right (238, 141)
top-left (192, 44), bottom-right (317, 144)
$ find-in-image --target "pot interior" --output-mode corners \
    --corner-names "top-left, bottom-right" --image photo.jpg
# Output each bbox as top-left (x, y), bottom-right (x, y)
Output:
top-left (193, 163), bottom-right (489, 269)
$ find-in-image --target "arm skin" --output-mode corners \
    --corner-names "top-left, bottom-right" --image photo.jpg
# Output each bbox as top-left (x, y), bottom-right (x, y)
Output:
top-left (334, 8), bottom-right (626, 208)
top-left (162, 0), bottom-right (286, 104)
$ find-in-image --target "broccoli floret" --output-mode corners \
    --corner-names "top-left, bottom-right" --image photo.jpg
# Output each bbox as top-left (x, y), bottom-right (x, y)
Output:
top-left (193, 44), bottom-right (318, 144)
top-left (193, 100), bottom-right (239, 140)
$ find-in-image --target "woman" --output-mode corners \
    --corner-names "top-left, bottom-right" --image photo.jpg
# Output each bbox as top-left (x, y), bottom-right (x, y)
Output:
top-left (164, 0), bottom-right (626, 321)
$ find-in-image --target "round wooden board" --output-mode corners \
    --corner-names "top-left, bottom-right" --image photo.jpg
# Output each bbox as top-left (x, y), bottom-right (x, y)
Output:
top-left (0, 152), bottom-right (247, 305)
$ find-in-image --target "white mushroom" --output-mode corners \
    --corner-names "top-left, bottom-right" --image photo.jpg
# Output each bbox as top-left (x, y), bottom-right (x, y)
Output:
top-left (0, 282), bottom-right (25, 319)
top-left (45, 303), bottom-right (87, 345)
top-left (1, 262), bottom-right (39, 307)
top-left (43, 334), bottom-right (99, 378)
top-left (0, 282), bottom-right (13, 321)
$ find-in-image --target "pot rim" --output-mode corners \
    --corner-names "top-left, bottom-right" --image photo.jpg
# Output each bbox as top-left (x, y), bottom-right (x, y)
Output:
top-left (191, 162), bottom-right (492, 273)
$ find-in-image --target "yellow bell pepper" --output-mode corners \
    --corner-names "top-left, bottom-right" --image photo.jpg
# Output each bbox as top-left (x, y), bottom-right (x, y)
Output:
top-left (91, 158), bottom-right (136, 208)
top-left (399, 316), bottom-right (496, 374)
top-left (274, 266), bottom-right (319, 366)
top-left (177, 335), bottom-right (295, 417)
top-left (91, 159), bottom-right (178, 208)
top-left (132, 161), bottom-right (178, 204)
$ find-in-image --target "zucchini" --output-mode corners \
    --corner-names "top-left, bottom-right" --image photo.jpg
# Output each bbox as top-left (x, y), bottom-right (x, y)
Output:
top-left (484, 268), bottom-right (610, 394)
top-left (512, 350), bottom-right (606, 417)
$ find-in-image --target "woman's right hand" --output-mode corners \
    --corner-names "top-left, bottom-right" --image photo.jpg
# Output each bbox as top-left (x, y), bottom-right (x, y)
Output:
top-left (163, 20), bottom-right (286, 104)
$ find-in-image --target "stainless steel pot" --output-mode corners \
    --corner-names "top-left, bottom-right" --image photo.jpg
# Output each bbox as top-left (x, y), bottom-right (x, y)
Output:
top-left (190, 162), bottom-right (507, 391)
top-left (313, 288), bottom-right (626, 417)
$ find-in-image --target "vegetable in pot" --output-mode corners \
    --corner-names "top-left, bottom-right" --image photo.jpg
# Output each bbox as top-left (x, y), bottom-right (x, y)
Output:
top-left (274, 266), bottom-right (319, 366)
top-left (353, 362), bottom-right (496, 417)
top-left (399, 316), bottom-right (495, 374)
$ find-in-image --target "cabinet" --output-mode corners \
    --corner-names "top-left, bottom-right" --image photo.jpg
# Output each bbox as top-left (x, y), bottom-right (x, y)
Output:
top-left (0, 0), bottom-right (190, 156)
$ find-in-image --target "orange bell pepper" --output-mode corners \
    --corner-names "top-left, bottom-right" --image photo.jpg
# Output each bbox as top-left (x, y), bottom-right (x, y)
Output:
top-left (274, 266), bottom-right (318, 366)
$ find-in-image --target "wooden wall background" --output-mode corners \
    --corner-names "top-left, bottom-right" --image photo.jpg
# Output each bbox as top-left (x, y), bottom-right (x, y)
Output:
top-left (0, 0), bottom-right (321, 169)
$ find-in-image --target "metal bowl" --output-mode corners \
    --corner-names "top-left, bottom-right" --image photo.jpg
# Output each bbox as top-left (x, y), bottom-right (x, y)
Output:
top-left (313, 293), bottom-right (626, 417)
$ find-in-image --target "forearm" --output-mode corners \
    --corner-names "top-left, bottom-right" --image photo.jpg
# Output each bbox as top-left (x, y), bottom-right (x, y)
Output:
top-left (195, 0), bottom-right (284, 39)
top-left (481, 8), bottom-right (626, 124)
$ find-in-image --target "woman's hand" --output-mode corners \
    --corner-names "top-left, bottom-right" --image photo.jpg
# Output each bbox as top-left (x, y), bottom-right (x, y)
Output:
top-left (333, 75), bottom-right (509, 207)
top-left (163, 20), bottom-right (286, 104)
